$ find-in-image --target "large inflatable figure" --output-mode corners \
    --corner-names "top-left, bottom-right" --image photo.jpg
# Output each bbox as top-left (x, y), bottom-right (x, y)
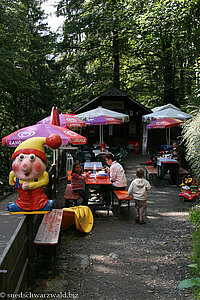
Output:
top-left (7, 134), bottom-right (62, 213)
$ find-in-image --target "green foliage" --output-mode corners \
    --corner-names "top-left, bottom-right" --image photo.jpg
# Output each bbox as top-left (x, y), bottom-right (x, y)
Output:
top-left (177, 208), bottom-right (200, 297)
top-left (0, 0), bottom-right (59, 195)
top-left (177, 209), bottom-right (200, 296)
top-left (182, 111), bottom-right (200, 178)
top-left (57, 0), bottom-right (200, 109)
top-left (190, 208), bottom-right (200, 277)
top-left (178, 277), bottom-right (200, 290)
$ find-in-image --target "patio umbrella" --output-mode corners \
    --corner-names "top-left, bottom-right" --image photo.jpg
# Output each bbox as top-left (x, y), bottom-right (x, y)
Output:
top-left (85, 115), bottom-right (121, 145)
top-left (52, 126), bottom-right (87, 145)
top-left (38, 113), bottom-right (85, 128)
top-left (2, 124), bottom-right (70, 147)
top-left (147, 117), bottom-right (184, 146)
top-left (143, 107), bottom-right (192, 122)
top-left (142, 106), bottom-right (192, 154)
top-left (2, 124), bottom-right (87, 147)
top-left (76, 106), bottom-right (129, 148)
top-left (76, 106), bottom-right (129, 122)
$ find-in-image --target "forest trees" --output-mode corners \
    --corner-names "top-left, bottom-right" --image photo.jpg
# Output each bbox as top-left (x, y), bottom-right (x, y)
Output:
top-left (57, 0), bottom-right (200, 110)
top-left (0, 0), bottom-right (57, 193)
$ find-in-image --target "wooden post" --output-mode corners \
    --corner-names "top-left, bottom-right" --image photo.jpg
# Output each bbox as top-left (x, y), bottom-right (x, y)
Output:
top-left (26, 215), bottom-right (35, 284)
top-left (0, 270), bottom-right (8, 298)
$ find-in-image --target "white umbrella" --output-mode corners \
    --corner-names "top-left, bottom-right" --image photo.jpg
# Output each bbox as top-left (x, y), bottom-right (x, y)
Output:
top-left (76, 106), bottom-right (129, 122)
top-left (76, 106), bottom-right (129, 148)
top-left (142, 106), bottom-right (192, 154)
top-left (142, 107), bottom-right (192, 122)
top-left (151, 103), bottom-right (181, 112)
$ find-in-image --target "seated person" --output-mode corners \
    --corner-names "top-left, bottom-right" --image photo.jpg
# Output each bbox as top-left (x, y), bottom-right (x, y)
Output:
top-left (169, 149), bottom-right (181, 184)
top-left (171, 149), bottom-right (181, 162)
top-left (104, 153), bottom-right (127, 190)
top-left (101, 153), bottom-right (127, 205)
top-left (71, 163), bottom-right (89, 205)
top-left (172, 140), bottom-right (187, 169)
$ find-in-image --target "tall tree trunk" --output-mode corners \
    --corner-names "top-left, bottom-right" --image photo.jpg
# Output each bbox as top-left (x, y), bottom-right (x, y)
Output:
top-left (162, 38), bottom-right (175, 104)
top-left (113, 30), bottom-right (120, 88)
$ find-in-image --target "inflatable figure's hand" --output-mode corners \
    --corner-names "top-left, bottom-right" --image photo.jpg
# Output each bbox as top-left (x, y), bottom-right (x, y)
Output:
top-left (22, 182), bottom-right (29, 190)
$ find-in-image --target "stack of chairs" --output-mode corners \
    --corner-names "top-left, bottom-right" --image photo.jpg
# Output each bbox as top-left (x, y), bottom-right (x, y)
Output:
top-left (72, 150), bottom-right (94, 167)
top-left (114, 147), bottom-right (128, 167)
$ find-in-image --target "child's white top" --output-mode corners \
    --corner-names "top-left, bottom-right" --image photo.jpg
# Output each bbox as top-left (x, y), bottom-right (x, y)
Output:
top-left (127, 178), bottom-right (151, 201)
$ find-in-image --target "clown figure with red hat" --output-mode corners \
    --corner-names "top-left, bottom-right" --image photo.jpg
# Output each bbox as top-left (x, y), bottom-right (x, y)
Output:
top-left (7, 134), bottom-right (62, 213)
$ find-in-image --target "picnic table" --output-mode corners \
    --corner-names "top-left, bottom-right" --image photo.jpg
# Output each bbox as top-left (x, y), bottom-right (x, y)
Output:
top-left (157, 157), bottom-right (179, 186)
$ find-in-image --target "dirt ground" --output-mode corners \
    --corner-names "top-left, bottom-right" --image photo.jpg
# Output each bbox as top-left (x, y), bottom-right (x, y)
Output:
top-left (31, 154), bottom-right (194, 300)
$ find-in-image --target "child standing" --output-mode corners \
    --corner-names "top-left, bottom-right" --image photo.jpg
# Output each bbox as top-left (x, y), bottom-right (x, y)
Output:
top-left (71, 163), bottom-right (89, 205)
top-left (127, 168), bottom-right (151, 225)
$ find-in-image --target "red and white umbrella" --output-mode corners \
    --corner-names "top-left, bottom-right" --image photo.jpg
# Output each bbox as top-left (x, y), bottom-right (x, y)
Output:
top-left (52, 126), bottom-right (87, 145)
top-left (147, 117), bottom-right (184, 146)
top-left (38, 112), bottom-right (85, 128)
top-left (147, 117), bottom-right (183, 129)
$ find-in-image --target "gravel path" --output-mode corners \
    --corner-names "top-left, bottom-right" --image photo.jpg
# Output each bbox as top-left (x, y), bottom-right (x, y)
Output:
top-left (32, 154), bottom-right (194, 300)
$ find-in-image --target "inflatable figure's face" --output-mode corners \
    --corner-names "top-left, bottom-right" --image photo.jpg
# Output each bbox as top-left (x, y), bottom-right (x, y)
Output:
top-left (12, 153), bottom-right (46, 181)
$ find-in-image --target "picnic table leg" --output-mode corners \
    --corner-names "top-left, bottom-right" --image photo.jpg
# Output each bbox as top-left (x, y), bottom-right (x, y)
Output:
top-left (27, 215), bottom-right (35, 283)
top-left (177, 166), bottom-right (179, 187)
top-left (53, 246), bottom-right (57, 277)
top-left (118, 200), bottom-right (120, 218)
top-left (107, 186), bottom-right (110, 217)
top-left (162, 165), bottom-right (165, 186)
top-left (85, 184), bottom-right (89, 205)
top-left (128, 200), bottom-right (130, 219)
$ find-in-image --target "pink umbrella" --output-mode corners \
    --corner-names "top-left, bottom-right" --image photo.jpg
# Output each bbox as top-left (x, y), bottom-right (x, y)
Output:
top-left (38, 113), bottom-right (85, 128)
top-left (2, 124), bottom-right (87, 146)
top-left (2, 124), bottom-right (70, 147)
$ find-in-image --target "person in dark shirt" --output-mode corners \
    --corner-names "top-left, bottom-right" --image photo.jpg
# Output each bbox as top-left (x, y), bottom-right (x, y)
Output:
top-left (172, 140), bottom-right (187, 169)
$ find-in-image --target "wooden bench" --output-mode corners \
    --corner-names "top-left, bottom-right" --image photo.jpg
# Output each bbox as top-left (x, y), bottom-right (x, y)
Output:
top-left (113, 190), bottom-right (132, 219)
top-left (34, 209), bottom-right (63, 277)
top-left (64, 184), bottom-right (78, 207)
top-left (145, 165), bottom-right (158, 181)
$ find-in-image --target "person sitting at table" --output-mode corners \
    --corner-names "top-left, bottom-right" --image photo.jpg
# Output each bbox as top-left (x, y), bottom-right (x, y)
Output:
top-left (168, 149), bottom-right (181, 184)
top-left (71, 163), bottom-right (89, 205)
top-left (104, 153), bottom-right (127, 190)
top-left (171, 149), bottom-right (181, 162)
top-left (172, 140), bottom-right (187, 169)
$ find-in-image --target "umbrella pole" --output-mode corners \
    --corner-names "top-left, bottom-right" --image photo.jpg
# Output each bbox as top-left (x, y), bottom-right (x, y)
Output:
top-left (99, 125), bottom-right (101, 145)
top-left (102, 125), bottom-right (104, 144)
top-left (166, 128), bottom-right (168, 147)
top-left (53, 150), bottom-right (56, 165)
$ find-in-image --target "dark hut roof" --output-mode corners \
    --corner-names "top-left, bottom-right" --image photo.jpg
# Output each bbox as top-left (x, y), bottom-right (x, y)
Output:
top-left (74, 87), bottom-right (151, 114)
top-left (101, 87), bottom-right (128, 97)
